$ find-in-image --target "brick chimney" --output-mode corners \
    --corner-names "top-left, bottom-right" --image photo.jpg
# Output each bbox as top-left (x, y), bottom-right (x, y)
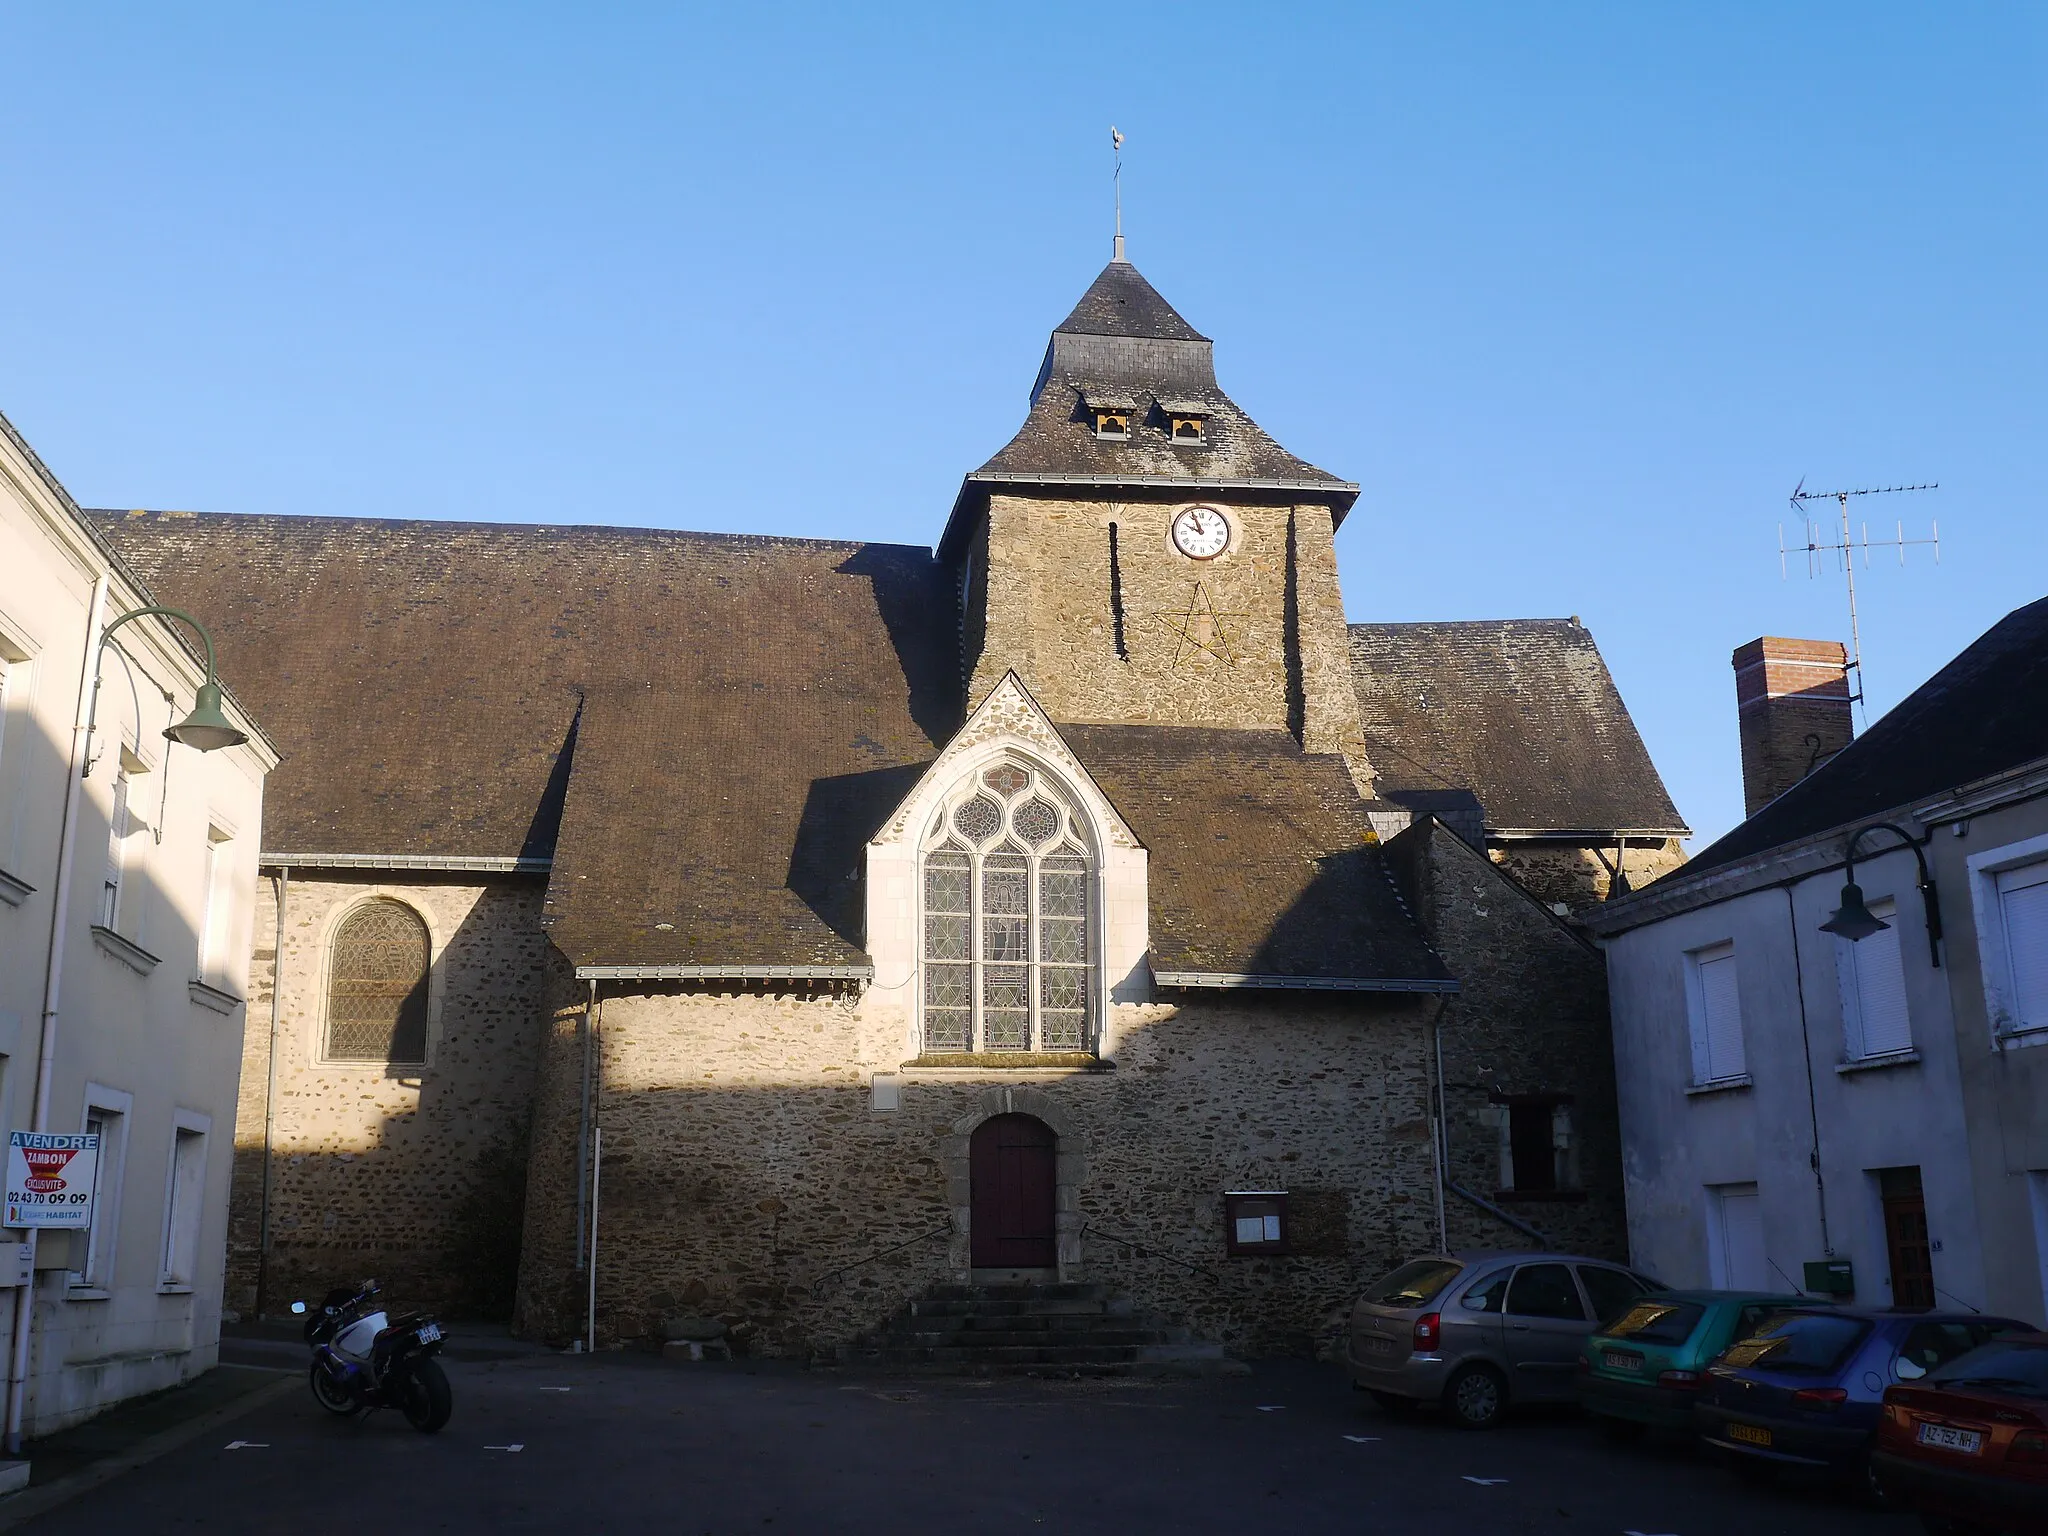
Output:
top-left (1732, 637), bottom-right (1853, 817)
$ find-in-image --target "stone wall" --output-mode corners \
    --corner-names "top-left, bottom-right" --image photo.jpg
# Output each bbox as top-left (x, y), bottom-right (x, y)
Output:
top-left (227, 873), bottom-right (550, 1317)
top-left (513, 980), bottom-right (1438, 1361)
top-left (1387, 819), bottom-right (1629, 1262)
top-left (1489, 838), bottom-right (1688, 912)
top-left (964, 494), bottom-right (1365, 766)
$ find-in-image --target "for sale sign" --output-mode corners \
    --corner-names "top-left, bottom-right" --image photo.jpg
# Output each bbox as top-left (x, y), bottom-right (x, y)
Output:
top-left (5, 1132), bottom-right (99, 1228)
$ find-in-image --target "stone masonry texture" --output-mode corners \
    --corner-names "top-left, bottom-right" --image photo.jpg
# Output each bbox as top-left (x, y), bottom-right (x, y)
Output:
top-left (227, 875), bottom-right (550, 1317)
top-left (964, 494), bottom-right (1368, 774)
top-left (1387, 819), bottom-right (1629, 1261)
top-left (513, 981), bottom-right (1438, 1362)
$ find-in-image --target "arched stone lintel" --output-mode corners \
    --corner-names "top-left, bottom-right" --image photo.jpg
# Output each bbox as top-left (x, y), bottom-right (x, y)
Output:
top-left (941, 1088), bottom-right (1089, 1280)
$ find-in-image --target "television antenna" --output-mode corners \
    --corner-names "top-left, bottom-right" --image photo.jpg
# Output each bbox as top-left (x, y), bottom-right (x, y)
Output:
top-left (1780, 480), bottom-right (1939, 725)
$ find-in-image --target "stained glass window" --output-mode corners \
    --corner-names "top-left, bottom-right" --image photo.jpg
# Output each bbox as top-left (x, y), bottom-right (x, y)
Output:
top-left (920, 765), bottom-right (1094, 1056)
top-left (326, 900), bottom-right (430, 1064)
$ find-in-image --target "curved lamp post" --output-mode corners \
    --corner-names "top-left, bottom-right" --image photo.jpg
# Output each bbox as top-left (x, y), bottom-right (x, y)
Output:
top-left (1819, 820), bottom-right (1944, 968)
top-left (90, 605), bottom-right (247, 755)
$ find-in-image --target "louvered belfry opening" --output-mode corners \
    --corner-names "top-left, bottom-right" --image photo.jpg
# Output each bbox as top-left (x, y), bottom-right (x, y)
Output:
top-left (326, 899), bottom-right (431, 1065)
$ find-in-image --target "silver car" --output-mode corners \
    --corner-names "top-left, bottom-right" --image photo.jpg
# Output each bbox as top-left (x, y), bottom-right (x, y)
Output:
top-left (1345, 1251), bottom-right (1659, 1429)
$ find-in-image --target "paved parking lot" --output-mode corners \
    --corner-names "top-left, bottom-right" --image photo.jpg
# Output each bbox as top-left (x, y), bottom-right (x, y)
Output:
top-left (16, 1351), bottom-right (1910, 1534)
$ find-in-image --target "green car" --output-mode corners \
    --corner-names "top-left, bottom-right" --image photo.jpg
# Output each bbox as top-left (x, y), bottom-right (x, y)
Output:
top-left (1577, 1290), bottom-right (1805, 1437)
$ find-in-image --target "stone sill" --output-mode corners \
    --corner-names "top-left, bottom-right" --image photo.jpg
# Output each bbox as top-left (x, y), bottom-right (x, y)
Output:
top-left (0, 867), bottom-right (33, 908)
top-left (901, 1053), bottom-right (1111, 1073)
top-left (91, 925), bottom-right (160, 976)
top-left (1685, 1075), bottom-right (1754, 1098)
top-left (1836, 1050), bottom-right (1921, 1076)
top-left (187, 979), bottom-right (243, 1016)
top-left (156, 1283), bottom-right (194, 1296)
top-left (1491, 1189), bottom-right (1590, 1204)
top-left (63, 1288), bottom-right (110, 1304)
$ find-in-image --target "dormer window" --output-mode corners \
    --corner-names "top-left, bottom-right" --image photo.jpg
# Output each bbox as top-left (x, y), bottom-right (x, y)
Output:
top-left (1083, 390), bottom-right (1136, 442)
top-left (1161, 399), bottom-right (1209, 446)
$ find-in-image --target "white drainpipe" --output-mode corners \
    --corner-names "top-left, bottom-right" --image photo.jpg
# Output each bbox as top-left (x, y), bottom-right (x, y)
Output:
top-left (5, 573), bottom-right (110, 1453)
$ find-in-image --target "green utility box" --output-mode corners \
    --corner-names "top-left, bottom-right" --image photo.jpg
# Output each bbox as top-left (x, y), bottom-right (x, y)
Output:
top-left (1804, 1259), bottom-right (1854, 1296)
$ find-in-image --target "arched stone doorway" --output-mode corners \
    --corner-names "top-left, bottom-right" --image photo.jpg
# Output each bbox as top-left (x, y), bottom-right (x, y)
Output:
top-left (942, 1086), bottom-right (1086, 1279)
top-left (969, 1114), bottom-right (1057, 1269)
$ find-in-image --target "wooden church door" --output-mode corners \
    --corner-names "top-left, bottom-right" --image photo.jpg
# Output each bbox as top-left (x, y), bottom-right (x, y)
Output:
top-left (969, 1114), bottom-right (1058, 1269)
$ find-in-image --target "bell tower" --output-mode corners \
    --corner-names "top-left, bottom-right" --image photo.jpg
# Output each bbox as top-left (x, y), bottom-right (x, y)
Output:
top-left (939, 255), bottom-right (1372, 778)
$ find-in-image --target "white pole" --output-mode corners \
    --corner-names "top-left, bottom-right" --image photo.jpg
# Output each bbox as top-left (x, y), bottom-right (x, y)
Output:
top-left (6, 573), bottom-right (109, 1452)
top-left (585, 1127), bottom-right (600, 1354)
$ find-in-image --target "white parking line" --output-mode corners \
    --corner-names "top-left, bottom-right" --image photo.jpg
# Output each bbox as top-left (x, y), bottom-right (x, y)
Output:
top-left (484, 1444), bottom-right (525, 1452)
top-left (1341, 1435), bottom-right (1380, 1443)
top-left (1461, 1477), bottom-right (1508, 1486)
top-left (222, 1442), bottom-right (269, 1451)
top-left (1255, 1405), bottom-right (1284, 1412)
top-left (1623, 1530), bottom-right (1681, 1535)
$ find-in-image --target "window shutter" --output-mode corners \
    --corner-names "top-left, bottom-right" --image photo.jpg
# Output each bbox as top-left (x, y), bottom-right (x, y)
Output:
top-left (1697, 948), bottom-right (1744, 1081)
top-left (1850, 905), bottom-right (1912, 1056)
top-left (1998, 866), bottom-right (2048, 1034)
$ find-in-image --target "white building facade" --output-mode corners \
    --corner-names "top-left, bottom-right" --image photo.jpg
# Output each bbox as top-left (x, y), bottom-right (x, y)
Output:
top-left (0, 412), bottom-right (273, 1439)
top-left (1591, 605), bottom-right (2048, 1324)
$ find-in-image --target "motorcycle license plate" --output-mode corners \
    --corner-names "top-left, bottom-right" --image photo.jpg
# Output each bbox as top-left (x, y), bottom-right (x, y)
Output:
top-left (1916, 1423), bottom-right (1983, 1455)
top-left (416, 1323), bottom-right (442, 1344)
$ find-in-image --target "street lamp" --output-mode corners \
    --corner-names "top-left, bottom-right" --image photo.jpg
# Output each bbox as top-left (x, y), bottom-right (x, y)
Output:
top-left (1819, 821), bottom-right (1944, 968)
top-left (90, 605), bottom-right (247, 757)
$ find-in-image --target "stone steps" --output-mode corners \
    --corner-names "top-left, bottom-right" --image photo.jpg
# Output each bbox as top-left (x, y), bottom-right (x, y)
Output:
top-left (834, 1281), bottom-right (1238, 1378)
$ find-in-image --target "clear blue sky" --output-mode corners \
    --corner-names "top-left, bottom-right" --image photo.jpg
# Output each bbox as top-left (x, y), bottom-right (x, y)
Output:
top-left (4, 4), bottom-right (2042, 847)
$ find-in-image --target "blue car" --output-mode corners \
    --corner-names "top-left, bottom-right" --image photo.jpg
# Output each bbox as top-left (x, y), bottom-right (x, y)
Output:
top-left (1698, 1308), bottom-right (2032, 1499)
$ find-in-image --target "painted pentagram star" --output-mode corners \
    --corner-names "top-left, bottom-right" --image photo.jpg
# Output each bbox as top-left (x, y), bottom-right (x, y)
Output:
top-left (1156, 580), bottom-right (1249, 666)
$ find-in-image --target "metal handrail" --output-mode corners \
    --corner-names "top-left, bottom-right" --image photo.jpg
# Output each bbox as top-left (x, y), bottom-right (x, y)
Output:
top-left (808, 1225), bottom-right (953, 1299)
top-left (1078, 1221), bottom-right (1224, 1285)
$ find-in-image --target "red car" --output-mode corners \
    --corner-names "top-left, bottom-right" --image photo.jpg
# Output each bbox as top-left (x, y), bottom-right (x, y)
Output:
top-left (1872, 1333), bottom-right (2048, 1534)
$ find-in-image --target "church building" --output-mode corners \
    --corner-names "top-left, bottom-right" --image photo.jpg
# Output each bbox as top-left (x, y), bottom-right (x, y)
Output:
top-left (100, 251), bottom-right (1686, 1360)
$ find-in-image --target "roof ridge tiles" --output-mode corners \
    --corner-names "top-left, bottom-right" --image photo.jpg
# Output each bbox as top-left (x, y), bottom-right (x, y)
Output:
top-left (90, 509), bottom-right (934, 559)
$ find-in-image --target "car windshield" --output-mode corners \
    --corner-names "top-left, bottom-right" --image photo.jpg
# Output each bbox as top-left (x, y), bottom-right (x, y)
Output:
top-left (1603, 1300), bottom-right (1705, 1346)
top-left (1720, 1312), bottom-right (1870, 1376)
top-left (1930, 1345), bottom-right (2048, 1400)
top-left (1365, 1259), bottom-right (1464, 1308)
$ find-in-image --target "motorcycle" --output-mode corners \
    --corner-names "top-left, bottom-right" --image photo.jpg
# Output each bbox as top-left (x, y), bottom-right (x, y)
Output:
top-left (290, 1279), bottom-right (453, 1433)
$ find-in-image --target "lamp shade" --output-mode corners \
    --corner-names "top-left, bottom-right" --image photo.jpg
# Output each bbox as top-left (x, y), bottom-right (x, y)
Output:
top-left (1820, 880), bottom-right (1891, 943)
top-left (162, 681), bottom-right (247, 752)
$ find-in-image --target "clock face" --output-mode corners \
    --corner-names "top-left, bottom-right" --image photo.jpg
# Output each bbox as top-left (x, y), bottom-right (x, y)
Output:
top-left (1171, 506), bottom-right (1229, 560)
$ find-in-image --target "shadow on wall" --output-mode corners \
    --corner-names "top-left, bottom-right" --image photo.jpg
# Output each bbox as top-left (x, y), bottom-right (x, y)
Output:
top-left (234, 879), bottom-right (548, 1322)
top-left (509, 989), bottom-right (1440, 1364)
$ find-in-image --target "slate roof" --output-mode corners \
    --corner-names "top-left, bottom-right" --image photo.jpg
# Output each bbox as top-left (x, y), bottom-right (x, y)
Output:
top-left (96, 512), bottom-right (960, 969)
top-left (1347, 619), bottom-right (1688, 839)
top-left (940, 261), bottom-right (1355, 559)
top-left (1054, 260), bottom-right (1210, 342)
top-left (1681, 593), bottom-right (2048, 879)
top-left (1061, 724), bottom-right (1452, 985)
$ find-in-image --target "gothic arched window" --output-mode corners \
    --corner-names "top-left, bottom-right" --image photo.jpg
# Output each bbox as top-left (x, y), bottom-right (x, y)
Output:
top-left (326, 899), bottom-right (431, 1065)
top-left (922, 761), bottom-right (1094, 1054)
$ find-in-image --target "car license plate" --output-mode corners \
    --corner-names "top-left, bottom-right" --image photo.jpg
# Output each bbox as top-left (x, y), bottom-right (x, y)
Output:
top-left (416, 1323), bottom-right (442, 1344)
top-left (1603, 1351), bottom-right (1643, 1373)
top-left (1365, 1335), bottom-right (1397, 1356)
top-left (1916, 1423), bottom-right (1984, 1455)
top-left (1727, 1423), bottom-right (1773, 1448)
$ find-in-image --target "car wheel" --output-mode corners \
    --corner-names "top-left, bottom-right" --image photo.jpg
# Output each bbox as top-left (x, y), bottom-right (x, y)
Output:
top-left (1598, 1416), bottom-right (1647, 1444)
top-left (1443, 1363), bottom-right (1507, 1430)
top-left (1367, 1390), bottom-right (1416, 1415)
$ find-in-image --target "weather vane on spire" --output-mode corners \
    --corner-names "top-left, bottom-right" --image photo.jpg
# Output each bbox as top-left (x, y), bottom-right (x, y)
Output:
top-left (1111, 126), bottom-right (1126, 262)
